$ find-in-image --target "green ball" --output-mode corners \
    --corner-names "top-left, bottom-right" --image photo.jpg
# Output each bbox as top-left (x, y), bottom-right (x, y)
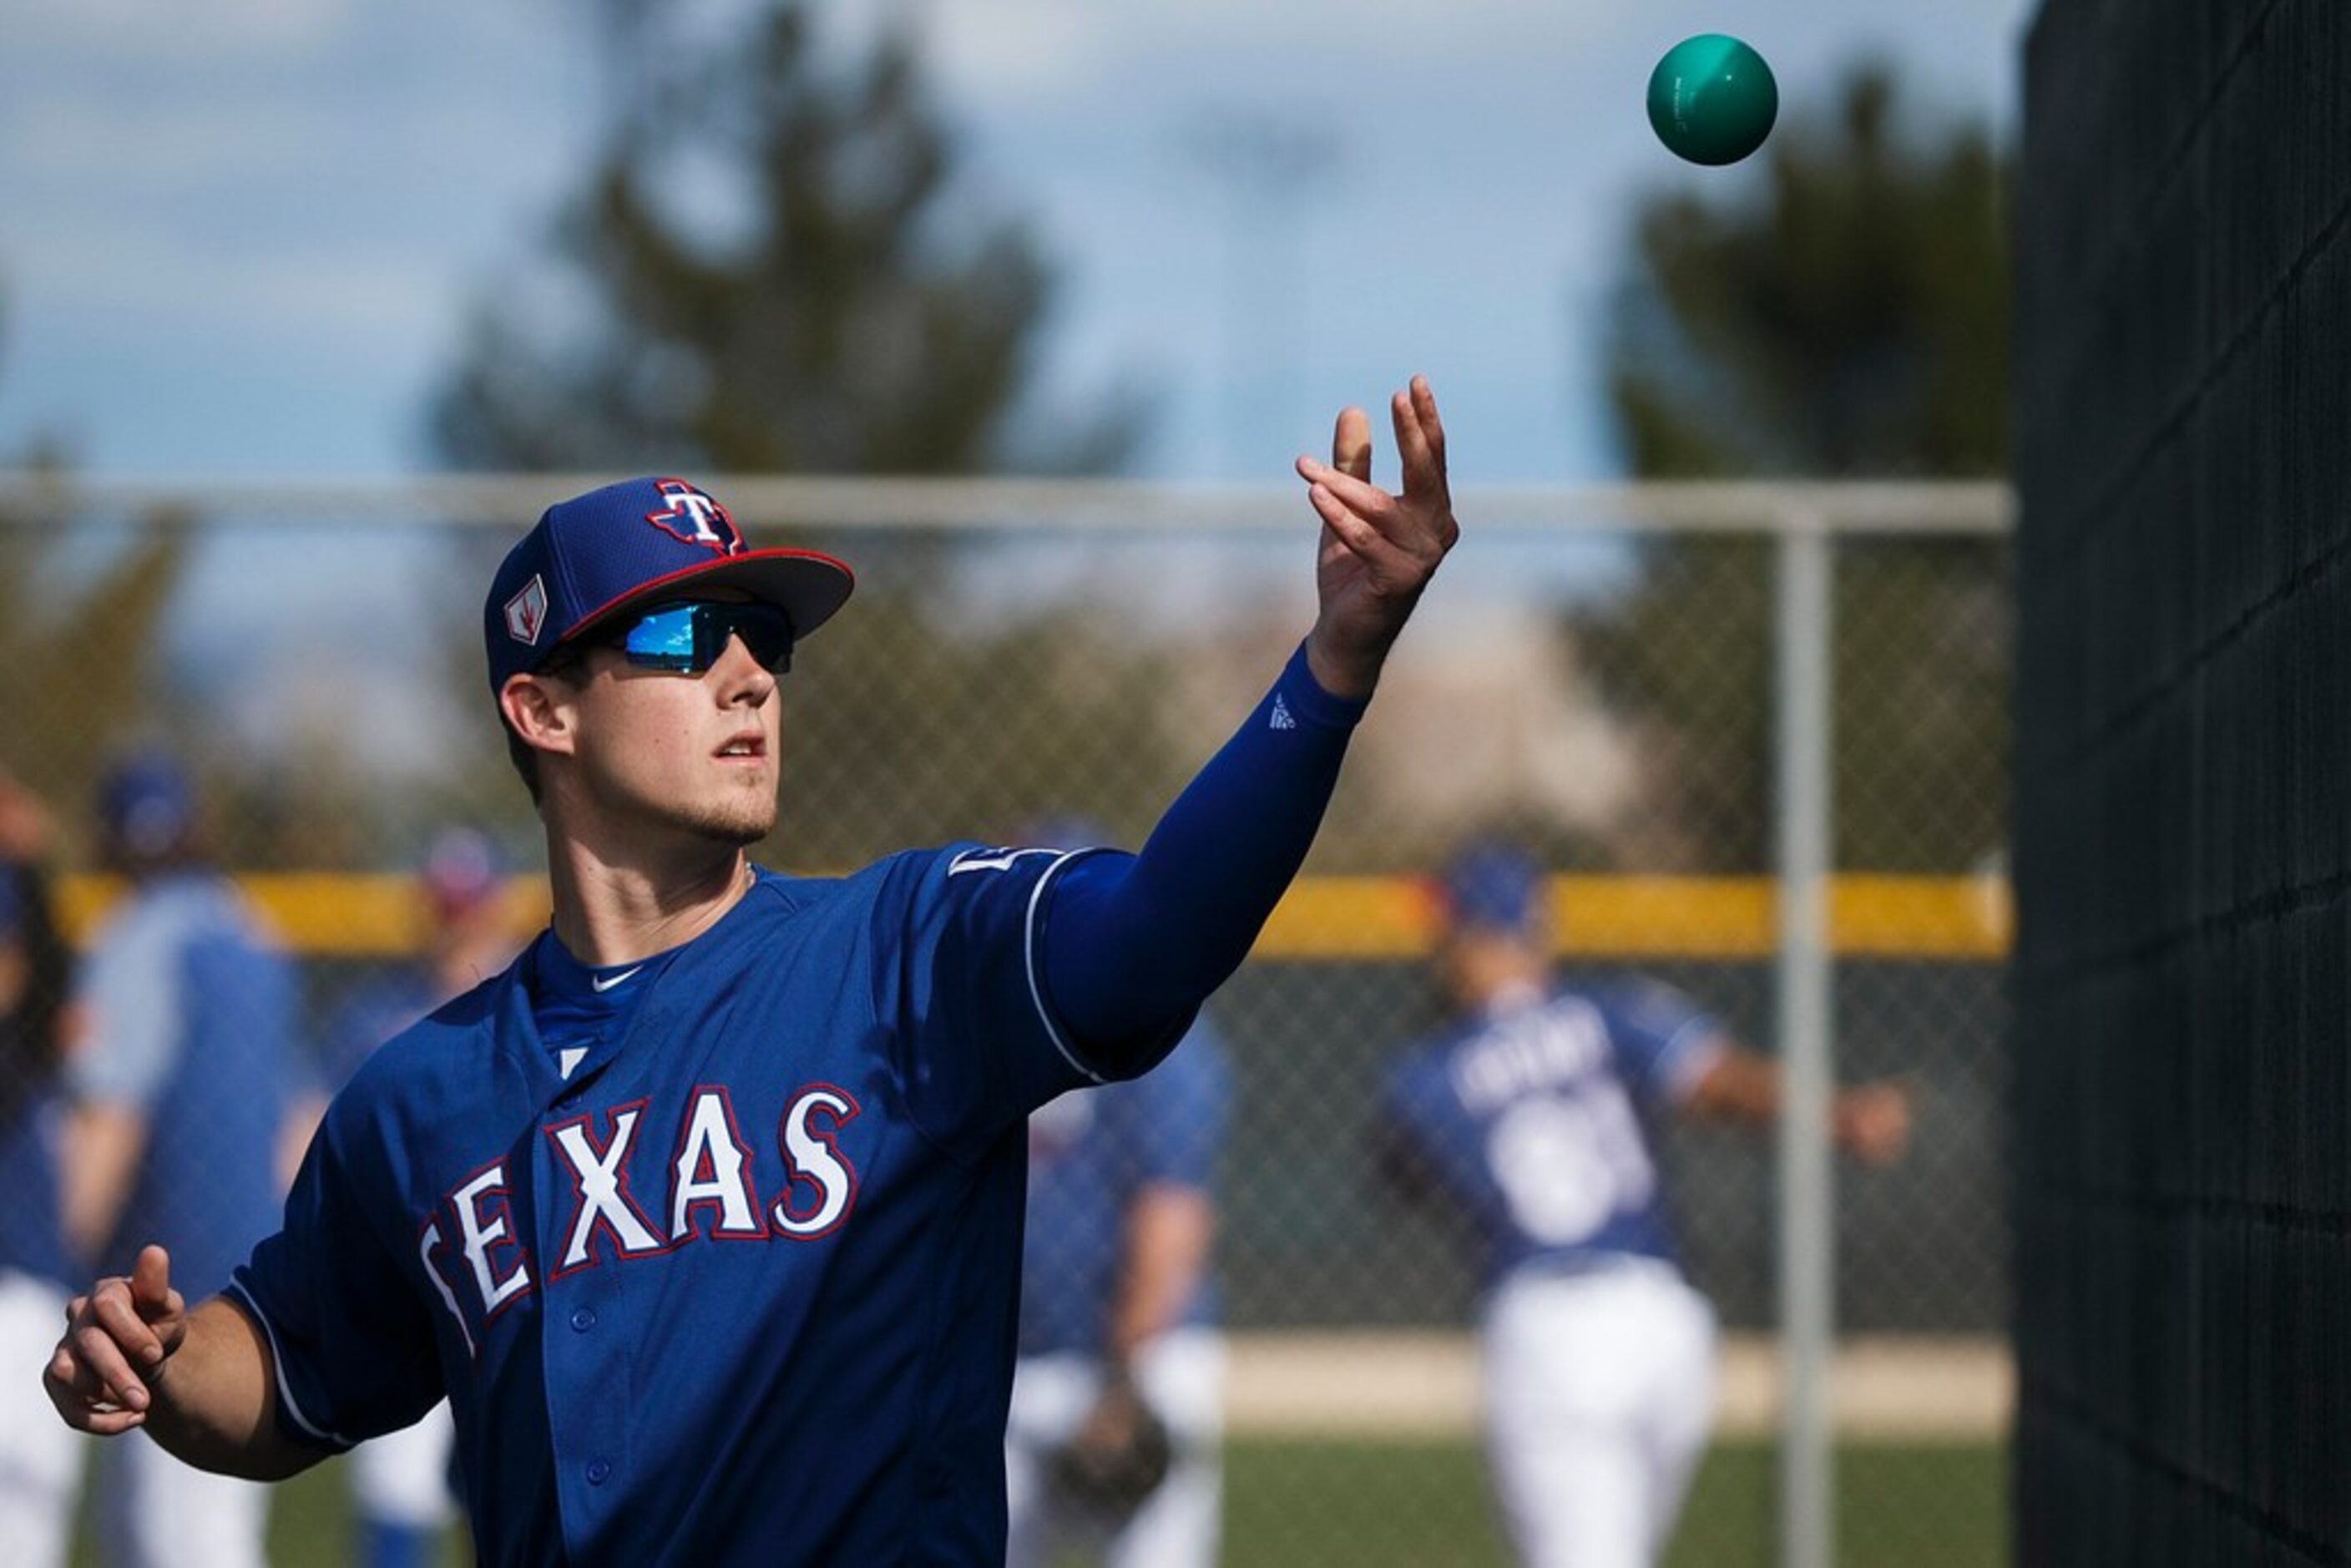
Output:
top-left (1646, 34), bottom-right (1777, 166)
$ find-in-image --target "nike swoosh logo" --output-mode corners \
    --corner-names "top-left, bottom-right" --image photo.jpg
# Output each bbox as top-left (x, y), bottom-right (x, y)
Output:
top-left (590, 966), bottom-right (644, 993)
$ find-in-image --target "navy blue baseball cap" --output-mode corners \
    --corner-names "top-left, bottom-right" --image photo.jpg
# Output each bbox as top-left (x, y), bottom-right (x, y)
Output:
top-left (421, 827), bottom-right (503, 917)
top-left (98, 751), bottom-right (197, 859)
top-left (1435, 842), bottom-right (1546, 935)
top-left (483, 477), bottom-right (855, 695)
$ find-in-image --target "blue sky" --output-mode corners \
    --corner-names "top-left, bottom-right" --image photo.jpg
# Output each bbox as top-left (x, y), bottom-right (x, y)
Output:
top-left (1, 0), bottom-right (2033, 787)
top-left (3, 0), bottom-right (2034, 484)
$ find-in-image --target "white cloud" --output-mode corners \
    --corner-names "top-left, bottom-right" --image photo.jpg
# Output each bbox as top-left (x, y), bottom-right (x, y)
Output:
top-left (918, 0), bottom-right (1108, 94)
top-left (15, 213), bottom-right (451, 351)
top-left (914, 0), bottom-right (1640, 97)
top-left (4, 98), bottom-right (308, 186)
top-left (19, 0), bottom-right (356, 61)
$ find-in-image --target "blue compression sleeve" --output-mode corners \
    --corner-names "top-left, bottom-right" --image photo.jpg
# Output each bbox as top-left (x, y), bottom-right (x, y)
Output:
top-left (1039, 641), bottom-right (1368, 1068)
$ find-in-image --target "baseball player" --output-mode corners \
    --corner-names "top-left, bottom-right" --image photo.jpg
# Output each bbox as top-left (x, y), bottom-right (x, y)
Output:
top-left (0, 770), bottom-right (81, 1568)
top-left (44, 378), bottom-right (1458, 1566)
top-left (1373, 842), bottom-right (1909, 1568)
top-left (64, 753), bottom-right (301, 1568)
top-left (1004, 812), bottom-right (1232, 1567)
top-left (310, 827), bottom-right (520, 1568)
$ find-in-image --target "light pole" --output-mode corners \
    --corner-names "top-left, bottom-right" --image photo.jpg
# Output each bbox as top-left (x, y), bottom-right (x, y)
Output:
top-left (1181, 111), bottom-right (1343, 478)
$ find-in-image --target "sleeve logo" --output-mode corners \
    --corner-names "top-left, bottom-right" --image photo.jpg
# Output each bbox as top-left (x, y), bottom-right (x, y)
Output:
top-left (947, 845), bottom-right (1061, 877)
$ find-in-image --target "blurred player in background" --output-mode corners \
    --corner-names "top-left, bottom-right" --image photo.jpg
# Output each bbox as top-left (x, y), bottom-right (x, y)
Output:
top-left (44, 382), bottom-right (1459, 1564)
top-left (66, 752), bottom-right (300, 1568)
top-left (1373, 841), bottom-right (1910, 1568)
top-left (311, 827), bottom-right (520, 1568)
top-left (1005, 821), bottom-right (1233, 1568)
top-left (0, 770), bottom-right (82, 1566)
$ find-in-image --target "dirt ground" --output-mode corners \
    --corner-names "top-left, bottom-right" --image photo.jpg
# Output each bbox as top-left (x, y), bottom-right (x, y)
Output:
top-left (1222, 1332), bottom-right (2010, 1441)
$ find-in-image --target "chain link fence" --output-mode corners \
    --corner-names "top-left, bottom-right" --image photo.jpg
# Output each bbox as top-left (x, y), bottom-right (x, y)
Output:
top-left (0, 476), bottom-right (2010, 1566)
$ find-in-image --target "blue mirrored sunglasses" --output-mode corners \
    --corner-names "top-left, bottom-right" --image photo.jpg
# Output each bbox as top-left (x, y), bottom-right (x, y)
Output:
top-left (599, 601), bottom-right (794, 674)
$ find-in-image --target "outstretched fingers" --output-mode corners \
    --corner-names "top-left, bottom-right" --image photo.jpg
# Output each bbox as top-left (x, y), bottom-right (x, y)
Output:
top-left (1297, 459), bottom-right (1401, 571)
top-left (1332, 406), bottom-right (1373, 483)
top-left (1396, 375), bottom-right (1446, 470)
top-left (1293, 374), bottom-right (1459, 624)
top-left (1304, 482), bottom-right (1409, 572)
top-left (1298, 464), bottom-right (1449, 572)
top-left (1291, 377), bottom-right (1459, 694)
top-left (1390, 377), bottom-right (1453, 516)
top-left (1294, 457), bottom-right (1396, 523)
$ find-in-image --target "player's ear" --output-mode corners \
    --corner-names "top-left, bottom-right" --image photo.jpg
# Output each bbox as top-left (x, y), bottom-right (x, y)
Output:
top-left (500, 670), bottom-right (581, 761)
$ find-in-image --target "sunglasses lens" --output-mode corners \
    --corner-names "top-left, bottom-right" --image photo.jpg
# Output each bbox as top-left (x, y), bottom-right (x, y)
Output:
top-left (724, 606), bottom-right (793, 671)
top-left (619, 604), bottom-right (700, 670)
top-left (618, 603), bottom-right (793, 673)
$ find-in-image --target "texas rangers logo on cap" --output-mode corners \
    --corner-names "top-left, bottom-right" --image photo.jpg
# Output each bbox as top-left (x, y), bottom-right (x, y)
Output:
top-left (644, 479), bottom-right (741, 554)
top-left (482, 476), bottom-right (856, 697)
top-left (504, 575), bottom-right (549, 646)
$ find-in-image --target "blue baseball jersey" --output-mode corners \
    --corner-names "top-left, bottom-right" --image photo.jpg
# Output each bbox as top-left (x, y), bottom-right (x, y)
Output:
top-left (0, 1091), bottom-right (70, 1288)
top-left (69, 873), bottom-right (296, 1297)
top-left (1377, 979), bottom-right (1727, 1288)
top-left (1019, 1016), bottom-right (1230, 1358)
top-left (232, 845), bottom-right (1162, 1567)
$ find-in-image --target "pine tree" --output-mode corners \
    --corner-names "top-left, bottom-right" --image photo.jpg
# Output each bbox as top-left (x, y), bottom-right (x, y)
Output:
top-left (432, 1), bottom-right (1136, 474)
top-left (1590, 65), bottom-right (2011, 873)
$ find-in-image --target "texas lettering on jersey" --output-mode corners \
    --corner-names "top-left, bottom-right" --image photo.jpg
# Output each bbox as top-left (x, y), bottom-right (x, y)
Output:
top-left (422, 1082), bottom-right (862, 1340)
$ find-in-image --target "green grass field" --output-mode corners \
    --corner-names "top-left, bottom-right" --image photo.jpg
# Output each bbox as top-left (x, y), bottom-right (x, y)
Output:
top-left (1224, 1438), bottom-right (2006, 1568)
top-left (73, 1437), bottom-right (2003, 1565)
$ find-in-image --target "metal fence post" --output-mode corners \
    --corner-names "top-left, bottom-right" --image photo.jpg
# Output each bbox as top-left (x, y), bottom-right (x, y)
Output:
top-left (1776, 521), bottom-right (1834, 1568)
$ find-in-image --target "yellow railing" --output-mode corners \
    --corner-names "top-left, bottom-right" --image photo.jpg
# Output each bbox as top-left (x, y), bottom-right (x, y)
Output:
top-left (53, 872), bottom-right (2012, 960)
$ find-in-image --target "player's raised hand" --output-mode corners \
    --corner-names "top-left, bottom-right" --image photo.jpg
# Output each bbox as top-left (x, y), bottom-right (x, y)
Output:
top-left (1296, 375), bottom-right (1459, 699)
top-left (1832, 1081), bottom-right (1914, 1166)
top-left (45, 1244), bottom-right (188, 1434)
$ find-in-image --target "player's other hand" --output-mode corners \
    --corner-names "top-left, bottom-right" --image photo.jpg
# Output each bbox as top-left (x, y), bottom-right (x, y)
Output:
top-left (1831, 1081), bottom-right (1913, 1166)
top-left (0, 768), bottom-right (53, 860)
top-left (45, 1244), bottom-right (188, 1434)
top-left (1297, 375), bottom-right (1459, 700)
top-left (1049, 1371), bottom-right (1175, 1512)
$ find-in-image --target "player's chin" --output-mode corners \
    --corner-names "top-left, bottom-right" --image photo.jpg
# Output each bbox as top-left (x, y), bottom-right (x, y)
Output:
top-left (681, 813), bottom-right (772, 850)
top-left (700, 797), bottom-right (776, 848)
top-left (668, 782), bottom-right (777, 847)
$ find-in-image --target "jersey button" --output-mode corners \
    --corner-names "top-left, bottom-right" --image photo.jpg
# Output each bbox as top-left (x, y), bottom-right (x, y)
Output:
top-left (586, 1459), bottom-right (611, 1486)
top-left (570, 1308), bottom-right (597, 1333)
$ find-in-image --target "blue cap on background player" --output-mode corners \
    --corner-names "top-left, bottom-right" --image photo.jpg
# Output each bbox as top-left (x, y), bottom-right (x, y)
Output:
top-left (483, 477), bottom-right (855, 696)
top-left (98, 750), bottom-right (197, 861)
top-left (1436, 841), bottom-right (1545, 935)
top-left (421, 826), bottom-right (503, 919)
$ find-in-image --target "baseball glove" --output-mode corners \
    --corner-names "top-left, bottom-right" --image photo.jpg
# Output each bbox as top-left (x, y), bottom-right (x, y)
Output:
top-left (1046, 1373), bottom-right (1175, 1515)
